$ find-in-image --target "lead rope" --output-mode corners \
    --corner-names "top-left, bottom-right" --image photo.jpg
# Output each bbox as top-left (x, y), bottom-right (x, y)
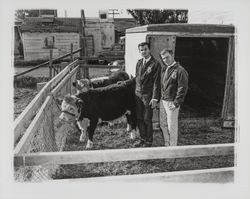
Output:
top-left (50, 93), bottom-right (80, 118)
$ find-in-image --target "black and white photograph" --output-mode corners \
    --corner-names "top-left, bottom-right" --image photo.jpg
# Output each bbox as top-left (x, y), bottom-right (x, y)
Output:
top-left (1, 0), bottom-right (250, 198)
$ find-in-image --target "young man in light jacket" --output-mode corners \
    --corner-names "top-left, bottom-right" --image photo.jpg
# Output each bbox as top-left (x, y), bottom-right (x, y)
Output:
top-left (160, 48), bottom-right (189, 146)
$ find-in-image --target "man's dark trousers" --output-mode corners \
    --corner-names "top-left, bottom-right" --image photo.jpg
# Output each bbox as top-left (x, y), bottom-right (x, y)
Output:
top-left (134, 56), bottom-right (161, 145)
top-left (135, 93), bottom-right (153, 144)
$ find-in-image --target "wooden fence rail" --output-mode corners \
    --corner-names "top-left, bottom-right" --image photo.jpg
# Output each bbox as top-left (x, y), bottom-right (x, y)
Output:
top-left (54, 167), bottom-right (234, 183)
top-left (14, 48), bottom-right (82, 78)
top-left (14, 143), bottom-right (234, 167)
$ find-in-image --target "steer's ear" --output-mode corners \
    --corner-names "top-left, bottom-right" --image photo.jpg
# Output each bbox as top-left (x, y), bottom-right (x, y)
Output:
top-left (75, 98), bottom-right (83, 108)
top-left (56, 97), bottom-right (63, 105)
top-left (71, 95), bottom-right (83, 106)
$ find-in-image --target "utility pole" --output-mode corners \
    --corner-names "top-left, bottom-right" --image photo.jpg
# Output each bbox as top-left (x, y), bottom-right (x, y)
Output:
top-left (108, 9), bottom-right (119, 19)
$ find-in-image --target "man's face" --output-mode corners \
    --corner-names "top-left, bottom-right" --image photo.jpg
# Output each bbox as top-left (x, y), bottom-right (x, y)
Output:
top-left (139, 45), bottom-right (150, 58)
top-left (161, 51), bottom-right (174, 66)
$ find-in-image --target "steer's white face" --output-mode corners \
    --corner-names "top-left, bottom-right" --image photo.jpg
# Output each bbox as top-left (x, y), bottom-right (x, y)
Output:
top-left (76, 79), bottom-right (90, 93)
top-left (59, 96), bottom-right (80, 122)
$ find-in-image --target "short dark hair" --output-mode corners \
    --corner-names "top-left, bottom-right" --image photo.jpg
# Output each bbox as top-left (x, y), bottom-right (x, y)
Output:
top-left (160, 48), bottom-right (174, 56)
top-left (138, 42), bottom-right (150, 49)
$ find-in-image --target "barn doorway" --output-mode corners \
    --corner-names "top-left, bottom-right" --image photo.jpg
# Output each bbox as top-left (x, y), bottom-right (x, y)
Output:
top-left (174, 37), bottom-right (229, 118)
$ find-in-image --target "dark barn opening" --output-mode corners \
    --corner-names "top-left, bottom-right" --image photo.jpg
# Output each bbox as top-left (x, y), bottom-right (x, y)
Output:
top-left (175, 37), bottom-right (229, 118)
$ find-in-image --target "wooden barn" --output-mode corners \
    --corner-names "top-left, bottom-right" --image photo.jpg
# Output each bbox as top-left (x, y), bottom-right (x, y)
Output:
top-left (84, 17), bottom-right (115, 56)
top-left (19, 15), bottom-right (115, 60)
top-left (125, 24), bottom-right (235, 127)
top-left (20, 17), bottom-right (82, 61)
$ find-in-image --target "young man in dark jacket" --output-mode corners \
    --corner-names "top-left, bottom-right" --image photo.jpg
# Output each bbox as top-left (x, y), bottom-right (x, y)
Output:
top-left (160, 48), bottom-right (189, 146)
top-left (134, 42), bottom-right (161, 147)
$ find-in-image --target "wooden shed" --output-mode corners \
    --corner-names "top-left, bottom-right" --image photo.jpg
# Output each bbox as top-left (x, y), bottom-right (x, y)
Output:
top-left (125, 24), bottom-right (235, 127)
top-left (85, 17), bottom-right (115, 56)
top-left (20, 17), bottom-right (82, 61)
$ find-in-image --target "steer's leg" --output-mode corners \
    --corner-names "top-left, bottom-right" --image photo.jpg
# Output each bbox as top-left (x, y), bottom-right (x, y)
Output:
top-left (77, 118), bottom-right (89, 142)
top-left (126, 109), bottom-right (137, 140)
top-left (86, 118), bottom-right (98, 150)
top-left (125, 110), bottom-right (132, 132)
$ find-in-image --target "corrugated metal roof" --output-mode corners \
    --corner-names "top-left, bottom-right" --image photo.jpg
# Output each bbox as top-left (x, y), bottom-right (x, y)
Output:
top-left (20, 17), bottom-right (81, 33)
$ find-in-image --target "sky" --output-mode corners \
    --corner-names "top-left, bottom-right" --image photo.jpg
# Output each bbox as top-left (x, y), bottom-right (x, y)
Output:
top-left (57, 8), bottom-right (132, 18)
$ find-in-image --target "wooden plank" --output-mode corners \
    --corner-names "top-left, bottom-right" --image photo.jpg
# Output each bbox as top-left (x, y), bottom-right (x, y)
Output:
top-left (83, 65), bottom-right (120, 69)
top-left (126, 24), bottom-right (235, 34)
top-left (55, 38), bottom-right (79, 41)
top-left (50, 59), bottom-right (78, 89)
top-left (221, 36), bottom-right (235, 125)
top-left (54, 167), bottom-right (234, 183)
top-left (14, 97), bottom-right (52, 155)
top-left (14, 143), bottom-right (234, 167)
top-left (147, 35), bottom-right (176, 64)
top-left (14, 83), bottom-right (51, 144)
top-left (147, 32), bottom-right (233, 37)
top-left (221, 37), bottom-right (232, 119)
top-left (51, 65), bottom-right (79, 97)
top-left (223, 120), bottom-right (235, 128)
top-left (77, 62), bottom-right (121, 69)
top-left (23, 38), bottom-right (42, 41)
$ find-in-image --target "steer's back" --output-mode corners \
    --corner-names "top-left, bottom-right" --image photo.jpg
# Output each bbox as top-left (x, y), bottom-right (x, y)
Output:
top-left (91, 71), bottom-right (129, 88)
top-left (77, 78), bottom-right (135, 121)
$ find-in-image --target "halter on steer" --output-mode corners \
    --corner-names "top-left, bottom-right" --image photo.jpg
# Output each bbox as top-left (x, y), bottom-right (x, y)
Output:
top-left (51, 94), bottom-right (78, 118)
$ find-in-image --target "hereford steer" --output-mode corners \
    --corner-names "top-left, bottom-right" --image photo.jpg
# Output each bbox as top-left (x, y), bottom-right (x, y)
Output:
top-left (72, 71), bottom-right (133, 142)
top-left (59, 78), bottom-right (136, 149)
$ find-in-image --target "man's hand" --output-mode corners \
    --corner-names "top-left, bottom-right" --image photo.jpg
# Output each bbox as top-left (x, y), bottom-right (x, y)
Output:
top-left (117, 81), bottom-right (126, 85)
top-left (149, 99), bottom-right (158, 109)
top-left (169, 102), bottom-right (177, 111)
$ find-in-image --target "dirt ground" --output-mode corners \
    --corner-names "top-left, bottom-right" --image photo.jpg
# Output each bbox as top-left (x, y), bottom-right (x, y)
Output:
top-left (14, 88), bottom-right (38, 119)
top-left (51, 107), bottom-right (234, 179)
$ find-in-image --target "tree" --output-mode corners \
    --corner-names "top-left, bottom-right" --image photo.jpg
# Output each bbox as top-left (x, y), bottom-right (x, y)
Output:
top-left (15, 10), bottom-right (40, 20)
top-left (15, 9), bottom-right (57, 20)
top-left (127, 9), bottom-right (188, 25)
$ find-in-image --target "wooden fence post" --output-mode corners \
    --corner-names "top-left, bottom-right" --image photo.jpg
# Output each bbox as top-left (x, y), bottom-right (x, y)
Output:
top-left (49, 49), bottom-right (53, 80)
top-left (70, 43), bottom-right (73, 62)
top-left (82, 38), bottom-right (89, 79)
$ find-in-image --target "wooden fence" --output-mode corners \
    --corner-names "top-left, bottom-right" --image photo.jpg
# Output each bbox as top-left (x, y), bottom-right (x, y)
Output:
top-left (14, 64), bottom-right (79, 154)
top-left (14, 60), bottom-right (79, 145)
top-left (15, 143), bottom-right (234, 166)
top-left (14, 45), bottom-right (82, 79)
top-left (14, 141), bottom-right (235, 182)
top-left (14, 57), bottom-right (235, 182)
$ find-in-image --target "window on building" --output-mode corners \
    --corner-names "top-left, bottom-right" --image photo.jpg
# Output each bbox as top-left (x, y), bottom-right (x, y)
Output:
top-left (100, 13), bottom-right (107, 19)
top-left (44, 36), bottom-right (55, 48)
top-left (112, 45), bottom-right (122, 51)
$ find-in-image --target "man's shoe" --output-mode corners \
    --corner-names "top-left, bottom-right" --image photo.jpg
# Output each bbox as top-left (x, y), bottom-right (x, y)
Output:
top-left (145, 142), bottom-right (152, 147)
top-left (133, 140), bottom-right (145, 147)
